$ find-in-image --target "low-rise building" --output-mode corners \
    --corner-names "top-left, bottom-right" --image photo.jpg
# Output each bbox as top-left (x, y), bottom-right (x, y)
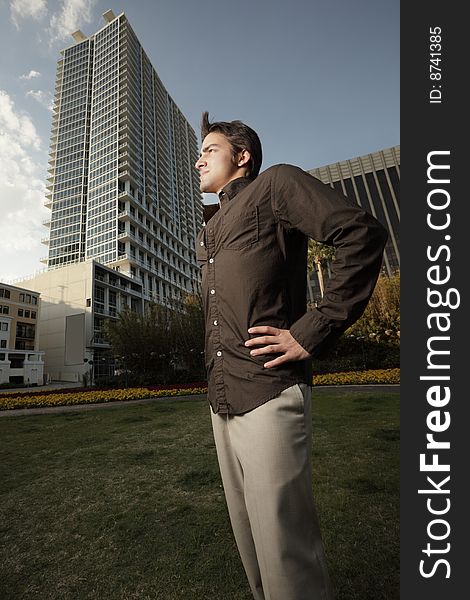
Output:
top-left (16, 260), bottom-right (143, 383)
top-left (0, 283), bottom-right (45, 386)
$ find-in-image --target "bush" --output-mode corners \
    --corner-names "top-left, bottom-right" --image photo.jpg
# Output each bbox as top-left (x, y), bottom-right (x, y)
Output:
top-left (348, 271), bottom-right (400, 344)
top-left (310, 271), bottom-right (400, 374)
top-left (313, 335), bottom-right (399, 374)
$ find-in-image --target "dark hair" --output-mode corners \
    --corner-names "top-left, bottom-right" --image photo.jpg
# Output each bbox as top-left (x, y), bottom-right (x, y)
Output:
top-left (200, 112), bottom-right (263, 180)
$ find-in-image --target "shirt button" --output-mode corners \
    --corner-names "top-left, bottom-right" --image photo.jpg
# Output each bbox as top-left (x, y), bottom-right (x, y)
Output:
top-left (210, 289), bottom-right (215, 295)
top-left (199, 241), bottom-right (204, 246)
top-left (216, 351), bottom-right (222, 357)
top-left (213, 320), bottom-right (218, 326)
top-left (209, 258), bottom-right (214, 263)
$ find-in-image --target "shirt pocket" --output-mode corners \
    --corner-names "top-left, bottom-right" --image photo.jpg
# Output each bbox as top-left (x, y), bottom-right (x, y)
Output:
top-left (222, 207), bottom-right (259, 251)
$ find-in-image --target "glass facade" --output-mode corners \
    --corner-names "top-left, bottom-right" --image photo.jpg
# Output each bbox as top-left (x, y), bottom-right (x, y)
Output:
top-left (86, 17), bottom-right (120, 265)
top-left (43, 13), bottom-right (202, 304)
top-left (47, 41), bottom-right (93, 267)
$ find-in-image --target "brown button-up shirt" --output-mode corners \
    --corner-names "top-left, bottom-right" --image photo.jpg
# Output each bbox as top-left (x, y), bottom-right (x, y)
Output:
top-left (196, 164), bottom-right (388, 415)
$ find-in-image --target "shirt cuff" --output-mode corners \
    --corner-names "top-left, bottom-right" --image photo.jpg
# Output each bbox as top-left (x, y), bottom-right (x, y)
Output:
top-left (289, 309), bottom-right (341, 358)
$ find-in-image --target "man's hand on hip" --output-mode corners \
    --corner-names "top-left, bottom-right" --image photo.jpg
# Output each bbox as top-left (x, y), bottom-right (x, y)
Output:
top-left (244, 326), bottom-right (311, 369)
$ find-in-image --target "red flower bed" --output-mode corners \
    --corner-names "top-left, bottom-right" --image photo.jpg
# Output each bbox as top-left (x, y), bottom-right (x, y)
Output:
top-left (0, 386), bottom-right (96, 398)
top-left (0, 382), bottom-right (209, 399)
top-left (146, 381), bottom-right (208, 391)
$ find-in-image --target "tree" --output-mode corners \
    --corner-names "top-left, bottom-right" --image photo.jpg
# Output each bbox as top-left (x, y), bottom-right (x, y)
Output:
top-left (105, 292), bottom-right (205, 384)
top-left (168, 292), bottom-right (205, 379)
top-left (105, 303), bottom-right (172, 382)
top-left (307, 240), bottom-right (335, 301)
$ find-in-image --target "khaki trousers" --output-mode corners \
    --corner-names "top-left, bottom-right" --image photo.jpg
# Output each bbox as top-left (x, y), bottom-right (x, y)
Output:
top-left (210, 383), bottom-right (334, 600)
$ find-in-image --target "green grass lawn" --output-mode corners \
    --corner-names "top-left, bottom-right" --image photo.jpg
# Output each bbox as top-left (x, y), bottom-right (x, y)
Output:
top-left (0, 389), bottom-right (399, 600)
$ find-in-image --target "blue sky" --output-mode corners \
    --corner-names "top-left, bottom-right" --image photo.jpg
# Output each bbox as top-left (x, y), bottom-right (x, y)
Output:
top-left (0, 0), bottom-right (399, 281)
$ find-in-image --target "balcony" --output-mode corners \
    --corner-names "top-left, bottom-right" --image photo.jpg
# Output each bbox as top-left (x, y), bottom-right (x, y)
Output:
top-left (119, 103), bottom-right (128, 118)
top-left (117, 230), bottom-right (130, 242)
top-left (118, 190), bottom-right (132, 201)
top-left (94, 306), bottom-right (118, 319)
top-left (117, 210), bottom-right (129, 220)
top-left (112, 252), bottom-right (129, 263)
top-left (40, 256), bottom-right (48, 264)
top-left (42, 218), bottom-right (51, 227)
top-left (118, 169), bottom-right (140, 187)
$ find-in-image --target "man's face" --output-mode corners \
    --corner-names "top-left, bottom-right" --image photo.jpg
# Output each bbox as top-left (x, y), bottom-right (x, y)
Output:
top-left (195, 132), bottom-right (242, 194)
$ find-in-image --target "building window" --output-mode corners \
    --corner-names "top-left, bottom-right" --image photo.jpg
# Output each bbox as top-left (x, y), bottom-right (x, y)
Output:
top-left (15, 322), bottom-right (35, 351)
top-left (94, 285), bottom-right (105, 314)
top-left (31, 311), bottom-right (37, 319)
top-left (109, 290), bottom-right (117, 316)
top-left (0, 288), bottom-right (10, 299)
top-left (0, 305), bottom-right (9, 315)
top-left (18, 293), bottom-right (38, 305)
top-left (24, 310), bottom-right (31, 319)
top-left (0, 340), bottom-right (6, 348)
top-left (16, 322), bottom-right (35, 339)
top-left (18, 309), bottom-right (24, 317)
top-left (1, 323), bottom-right (8, 331)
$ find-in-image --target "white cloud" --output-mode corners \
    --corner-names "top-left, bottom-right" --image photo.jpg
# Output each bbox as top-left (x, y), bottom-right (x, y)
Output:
top-left (20, 70), bottom-right (41, 80)
top-left (0, 89), bottom-right (41, 149)
top-left (10, 0), bottom-right (47, 28)
top-left (26, 89), bottom-right (53, 111)
top-left (48, 0), bottom-right (97, 43)
top-left (0, 90), bottom-right (48, 281)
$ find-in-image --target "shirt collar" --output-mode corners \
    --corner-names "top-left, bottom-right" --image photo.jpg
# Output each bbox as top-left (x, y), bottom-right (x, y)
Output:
top-left (202, 177), bottom-right (253, 224)
top-left (218, 176), bottom-right (252, 204)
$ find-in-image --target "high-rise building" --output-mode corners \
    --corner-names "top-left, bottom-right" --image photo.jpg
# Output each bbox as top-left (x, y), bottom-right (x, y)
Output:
top-left (12, 10), bottom-right (203, 383)
top-left (43, 9), bottom-right (202, 303)
top-left (309, 145), bottom-right (400, 276)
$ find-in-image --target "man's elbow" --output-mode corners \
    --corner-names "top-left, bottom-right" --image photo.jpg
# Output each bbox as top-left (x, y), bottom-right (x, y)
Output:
top-left (370, 219), bottom-right (388, 251)
top-left (378, 222), bottom-right (388, 248)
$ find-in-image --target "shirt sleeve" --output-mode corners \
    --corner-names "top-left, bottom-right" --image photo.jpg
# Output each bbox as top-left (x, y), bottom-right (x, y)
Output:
top-left (270, 163), bottom-right (389, 357)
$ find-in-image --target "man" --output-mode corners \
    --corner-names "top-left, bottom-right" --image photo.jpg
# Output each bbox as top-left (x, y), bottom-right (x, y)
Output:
top-left (195, 112), bottom-right (387, 600)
